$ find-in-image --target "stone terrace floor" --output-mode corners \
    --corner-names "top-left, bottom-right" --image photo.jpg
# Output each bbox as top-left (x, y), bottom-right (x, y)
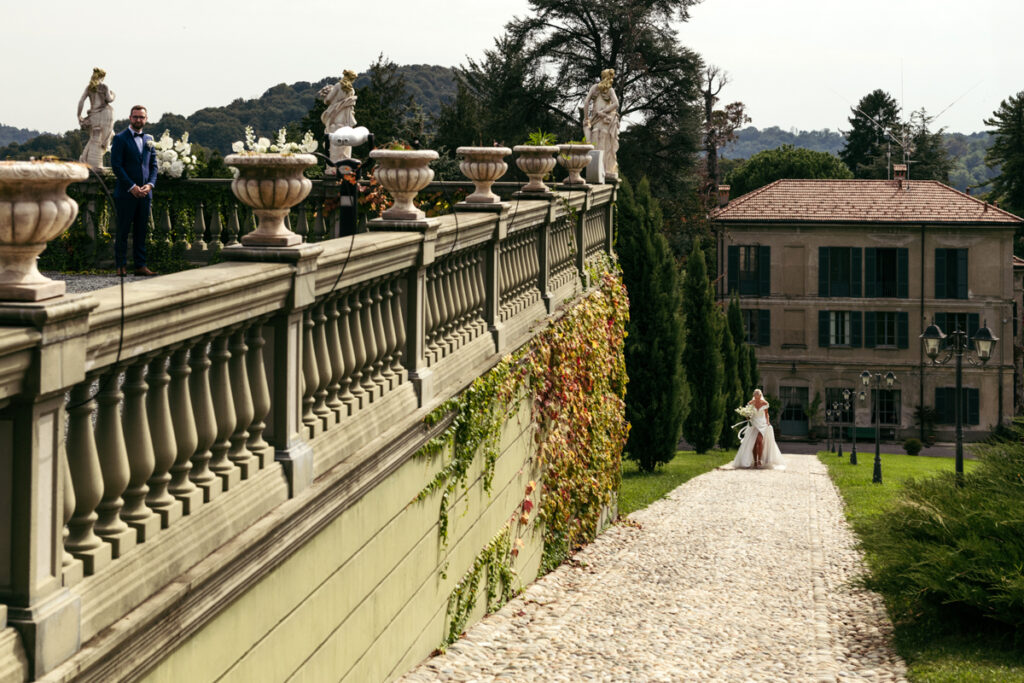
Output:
top-left (399, 453), bottom-right (907, 682)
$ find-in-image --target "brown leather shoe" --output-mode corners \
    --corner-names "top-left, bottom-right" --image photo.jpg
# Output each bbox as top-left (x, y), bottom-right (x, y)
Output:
top-left (117, 267), bottom-right (127, 276)
top-left (134, 266), bottom-right (156, 277)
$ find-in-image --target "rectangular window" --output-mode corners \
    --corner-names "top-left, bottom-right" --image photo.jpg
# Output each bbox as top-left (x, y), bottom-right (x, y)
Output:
top-left (865, 248), bottom-right (909, 298)
top-left (870, 389), bottom-right (901, 426)
top-left (779, 386), bottom-right (809, 422)
top-left (934, 312), bottom-right (979, 350)
top-left (825, 387), bottom-right (854, 424)
top-left (741, 309), bottom-right (771, 346)
top-left (728, 245), bottom-right (770, 296)
top-left (818, 310), bottom-right (862, 347)
top-left (864, 311), bottom-right (908, 348)
top-left (818, 247), bottom-right (862, 297)
top-left (934, 387), bottom-right (980, 425)
top-left (935, 248), bottom-right (968, 299)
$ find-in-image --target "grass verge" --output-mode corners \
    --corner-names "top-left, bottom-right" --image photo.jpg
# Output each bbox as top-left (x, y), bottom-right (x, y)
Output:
top-left (819, 451), bottom-right (1024, 683)
top-left (619, 450), bottom-right (732, 517)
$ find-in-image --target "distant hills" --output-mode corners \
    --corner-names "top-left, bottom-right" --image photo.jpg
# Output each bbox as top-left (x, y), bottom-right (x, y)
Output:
top-left (723, 126), bottom-right (996, 192)
top-left (0, 65), bottom-right (457, 160)
top-left (0, 123), bottom-right (44, 146)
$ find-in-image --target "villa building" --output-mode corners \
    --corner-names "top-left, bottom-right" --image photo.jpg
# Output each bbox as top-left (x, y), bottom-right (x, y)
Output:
top-left (714, 169), bottom-right (1023, 441)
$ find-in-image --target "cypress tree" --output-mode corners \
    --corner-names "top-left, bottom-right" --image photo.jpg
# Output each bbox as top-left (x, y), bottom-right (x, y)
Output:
top-left (718, 314), bottom-right (743, 449)
top-left (682, 241), bottom-right (725, 453)
top-left (617, 178), bottom-right (688, 472)
top-left (747, 345), bottom-right (760, 394)
top-left (727, 295), bottom-right (751, 396)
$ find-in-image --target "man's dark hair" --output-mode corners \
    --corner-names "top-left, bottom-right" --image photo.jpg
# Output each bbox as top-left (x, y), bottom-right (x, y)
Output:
top-left (130, 105), bottom-right (147, 115)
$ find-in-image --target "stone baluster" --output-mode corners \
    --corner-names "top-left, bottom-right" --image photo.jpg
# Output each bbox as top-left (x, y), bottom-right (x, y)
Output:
top-left (225, 207), bottom-right (241, 247)
top-left (93, 369), bottom-right (136, 557)
top-left (188, 338), bottom-right (223, 501)
top-left (145, 352), bottom-right (183, 528)
top-left (65, 382), bottom-right (112, 574)
top-left (168, 346), bottom-right (203, 513)
top-left (296, 205), bottom-right (312, 241)
top-left (208, 209), bottom-right (224, 252)
top-left (120, 360), bottom-right (161, 542)
top-left (424, 268), bottom-right (440, 363)
top-left (499, 241), bottom-right (512, 318)
top-left (228, 328), bottom-right (258, 479)
top-left (450, 255), bottom-right (468, 345)
top-left (379, 280), bottom-right (398, 390)
top-left (325, 296), bottom-right (345, 418)
top-left (312, 210), bottom-right (325, 242)
top-left (191, 201), bottom-right (207, 252)
top-left (441, 258), bottom-right (459, 348)
top-left (435, 259), bottom-right (452, 351)
top-left (369, 283), bottom-right (389, 396)
top-left (301, 308), bottom-right (320, 435)
top-left (246, 322), bottom-right (272, 467)
top-left (359, 286), bottom-right (379, 399)
top-left (347, 290), bottom-right (367, 410)
top-left (312, 301), bottom-right (333, 427)
top-left (472, 250), bottom-right (486, 334)
top-left (390, 278), bottom-right (406, 381)
top-left (61, 452), bottom-right (82, 586)
top-left (208, 333), bottom-right (241, 490)
top-left (336, 292), bottom-right (357, 415)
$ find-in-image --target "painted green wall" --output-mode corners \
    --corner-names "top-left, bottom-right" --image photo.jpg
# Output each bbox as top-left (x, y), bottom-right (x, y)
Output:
top-left (141, 400), bottom-right (544, 683)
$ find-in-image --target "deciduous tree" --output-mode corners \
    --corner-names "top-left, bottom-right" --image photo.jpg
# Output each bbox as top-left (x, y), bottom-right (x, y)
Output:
top-left (726, 145), bottom-right (853, 197)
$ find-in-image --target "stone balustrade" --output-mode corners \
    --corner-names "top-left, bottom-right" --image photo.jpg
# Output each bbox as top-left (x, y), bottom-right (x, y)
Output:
top-left (0, 181), bottom-right (616, 679)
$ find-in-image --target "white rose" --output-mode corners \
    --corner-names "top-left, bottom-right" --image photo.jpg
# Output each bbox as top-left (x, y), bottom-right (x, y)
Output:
top-left (232, 141), bottom-right (245, 154)
top-left (170, 160), bottom-right (184, 177)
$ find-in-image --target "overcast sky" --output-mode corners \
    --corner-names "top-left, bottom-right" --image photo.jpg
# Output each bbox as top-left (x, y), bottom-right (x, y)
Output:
top-left (2, 0), bottom-right (1020, 136)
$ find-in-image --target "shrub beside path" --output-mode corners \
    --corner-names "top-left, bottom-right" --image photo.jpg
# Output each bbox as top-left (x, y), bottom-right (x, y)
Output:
top-left (399, 453), bottom-right (906, 682)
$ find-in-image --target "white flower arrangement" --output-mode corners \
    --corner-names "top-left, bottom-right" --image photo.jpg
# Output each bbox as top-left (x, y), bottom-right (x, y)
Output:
top-left (231, 126), bottom-right (318, 155)
top-left (735, 404), bottom-right (756, 420)
top-left (147, 130), bottom-right (198, 178)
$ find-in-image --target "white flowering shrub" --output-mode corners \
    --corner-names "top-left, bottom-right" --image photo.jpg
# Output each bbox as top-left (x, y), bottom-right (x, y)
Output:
top-left (231, 126), bottom-right (318, 155)
top-left (148, 130), bottom-right (198, 178)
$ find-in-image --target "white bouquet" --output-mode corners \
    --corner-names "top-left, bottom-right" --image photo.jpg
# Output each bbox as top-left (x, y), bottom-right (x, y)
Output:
top-left (231, 126), bottom-right (318, 155)
top-left (148, 130), bottom-right (198, 178)
top-left (735, 404), bottom-right (756, 420)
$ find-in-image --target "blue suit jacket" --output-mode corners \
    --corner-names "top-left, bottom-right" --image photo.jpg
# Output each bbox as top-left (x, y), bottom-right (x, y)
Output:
top-left (110, 128), bottom-right (158, 199)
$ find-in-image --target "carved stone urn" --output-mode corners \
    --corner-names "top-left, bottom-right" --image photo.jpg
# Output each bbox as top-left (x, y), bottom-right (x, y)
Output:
top-left (557, 143), bottom-right (595, 186)
top-left (512, 145), bottom-right (559, 193)
top-left (368, 149), bottom-right (438, 221)
top-left (456, 146), bottom-right (511, 204)
top-left (225, 153), bottom-right (316, 246)
top-left (0, 160), bottom-right (89, 301)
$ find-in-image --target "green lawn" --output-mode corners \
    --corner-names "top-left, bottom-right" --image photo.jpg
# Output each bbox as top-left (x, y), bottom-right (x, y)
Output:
top-left (618, 450), bottom-right (732, 517)
top-left (819, 451), bottom-right (1024, 683)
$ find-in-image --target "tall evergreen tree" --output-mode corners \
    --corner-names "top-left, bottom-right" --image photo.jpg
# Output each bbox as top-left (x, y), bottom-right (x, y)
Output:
top-left (840, 89), bottom-right (901, 178)
top-left (727, 295), bottom-right (751, 396)
top-left (747, 345), bottom-right (760, 396)
top-left (617, 177), bottom-right (688, 472)
top-left (682, 241), bottom-right (724, 452)
top-left (905, 108), bottom-right (953, 182)
top-left (984, 91), bottom-right (1024, 216)
top-left (718, 314), bottom-right (743, 449)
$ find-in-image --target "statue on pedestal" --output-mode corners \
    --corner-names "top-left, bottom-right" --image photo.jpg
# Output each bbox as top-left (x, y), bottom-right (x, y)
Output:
top-left (77, 68), bottom-right (116, 169)
top-left (581, 68), bottom-right (620, 180)
top-left (319, 70), bottom-right (358, 163)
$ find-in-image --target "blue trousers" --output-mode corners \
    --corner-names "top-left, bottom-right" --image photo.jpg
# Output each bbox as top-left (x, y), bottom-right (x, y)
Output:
top-left (114, 194), bottom-right (151, 269)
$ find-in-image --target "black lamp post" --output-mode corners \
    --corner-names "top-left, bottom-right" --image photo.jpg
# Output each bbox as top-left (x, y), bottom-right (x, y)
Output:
top-left (843, 388), bottom-right (857, 465)
top-left (832, 401), bottom-right (844, 459)
top-left (861, 370), bottom-right (897, 484)
top-left (825, 408), bottom-right (834, 452)
top-left (920, 319), bottom-right (998, 487)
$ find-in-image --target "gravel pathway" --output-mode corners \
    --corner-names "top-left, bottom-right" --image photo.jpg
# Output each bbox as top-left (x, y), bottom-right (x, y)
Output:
top-left (399, 453), bottom-right (906, 682)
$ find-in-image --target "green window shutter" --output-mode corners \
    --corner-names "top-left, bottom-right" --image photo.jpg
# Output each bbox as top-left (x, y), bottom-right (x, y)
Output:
top-left (864, 248), bottom-right (876, 297)
top-left (897, 249), bottom-right (909, 298)
top-left (819, 310), bottom-right (829, 347)
top-left (852, 311), bottom-right (862, 347)
top-left (758, 245), bottom-right (771, 296)
top-left (728, 246), bottom-right (739, 294)
top-left (852, 248), bottom-right (862, 297)
top-left (935, 312), bottom-right (947, 336)
top-left (898, 312), bottom-right (909, 349)
top-left (864, 311), bottom-right (876, 348)
top-left (935, 388), bottom-right (949, 424)
top-left (967, 388), bottom-right (979, 425)
top-left (818, 247), bottom-right (829, 296)
top-left (935, 248), bottom-right (947, 298)
top-left (957, 249), bottom-right (968, 299)
top-left (758, 309), bottom-right (771, 346)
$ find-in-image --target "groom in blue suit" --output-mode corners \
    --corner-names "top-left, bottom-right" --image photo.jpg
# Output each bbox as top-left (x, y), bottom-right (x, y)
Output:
top-left (110, 105), bottom-right (158, 276)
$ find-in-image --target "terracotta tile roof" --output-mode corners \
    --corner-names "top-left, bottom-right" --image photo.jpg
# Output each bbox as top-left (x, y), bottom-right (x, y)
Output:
top-left (712, 179), bottom-right (1023, 225)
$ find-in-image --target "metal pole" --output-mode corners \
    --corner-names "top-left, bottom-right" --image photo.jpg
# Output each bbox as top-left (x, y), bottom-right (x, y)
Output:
top-left (850, 401), bottom-right (858, 465)
top-left (873, 377), bottom-right (882, 484)
top-left (837, 403), bottom-right (844, 459)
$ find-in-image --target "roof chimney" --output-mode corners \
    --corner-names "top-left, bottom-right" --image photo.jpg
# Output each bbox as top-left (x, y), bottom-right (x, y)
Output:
top-left (893, 163), bottom-right (908, 189)
top-left (717, 184), bottom-right (731, 207)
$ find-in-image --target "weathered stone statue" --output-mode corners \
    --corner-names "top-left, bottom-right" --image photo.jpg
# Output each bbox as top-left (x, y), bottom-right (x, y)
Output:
top-left (77, 67), bottom-right (116, 169)
top-left (581, 68), bottom-right (619, 180)
top-left (319, 69), bottom-right (358, 163)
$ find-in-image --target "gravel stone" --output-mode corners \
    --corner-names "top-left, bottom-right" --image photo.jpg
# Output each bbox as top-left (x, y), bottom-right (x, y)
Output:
top-left (398, 454), bottom-right (907, 682)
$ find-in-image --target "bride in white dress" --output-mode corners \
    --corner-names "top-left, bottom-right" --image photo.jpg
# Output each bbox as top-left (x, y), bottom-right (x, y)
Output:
top-left (731, 389), bottom-right (785, 469)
